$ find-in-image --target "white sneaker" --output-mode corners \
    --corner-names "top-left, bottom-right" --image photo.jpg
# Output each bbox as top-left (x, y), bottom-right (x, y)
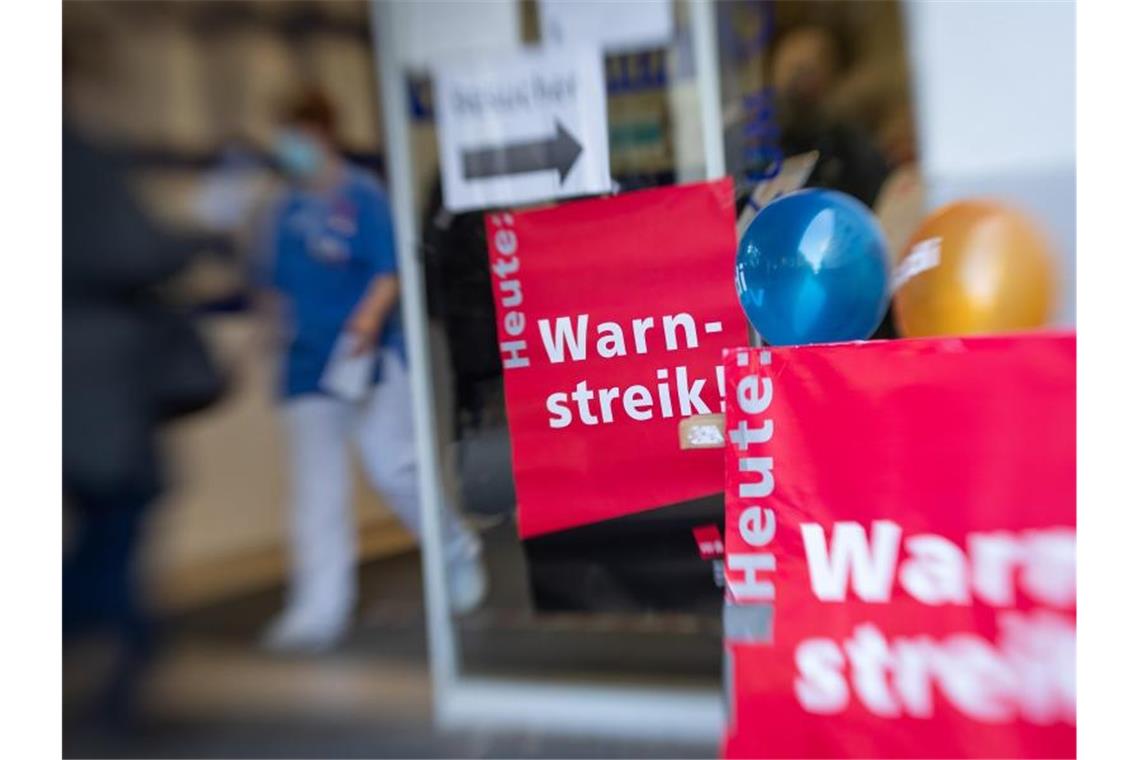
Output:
top-left (260, 607), bottom-right (349, 654)
top-left (446, 538), bottom-right (488, 616)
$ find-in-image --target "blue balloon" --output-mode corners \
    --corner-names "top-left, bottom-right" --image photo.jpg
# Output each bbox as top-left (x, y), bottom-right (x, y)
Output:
top-left (735, 188), bottom-right (890, 346)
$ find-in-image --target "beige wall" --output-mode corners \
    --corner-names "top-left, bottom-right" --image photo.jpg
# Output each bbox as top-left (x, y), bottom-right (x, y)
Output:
top-left (144, 316), bottom-right (414, 612)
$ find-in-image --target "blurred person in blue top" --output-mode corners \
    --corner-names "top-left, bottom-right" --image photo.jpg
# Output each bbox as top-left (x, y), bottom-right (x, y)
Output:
top-left (257, 89), bottom-right (486, 652)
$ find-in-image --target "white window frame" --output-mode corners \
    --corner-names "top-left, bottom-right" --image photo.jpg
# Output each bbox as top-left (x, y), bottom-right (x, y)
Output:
top-left (369, 0), bottom-right (726, 741)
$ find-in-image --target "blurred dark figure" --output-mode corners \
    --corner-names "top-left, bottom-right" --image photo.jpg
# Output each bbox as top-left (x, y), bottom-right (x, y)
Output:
top-left (63, 69), bottom-right (225, 722)
top-left (421, 178), bottom-right (503, 435)
top-left (771, 26), bottom-right (890, 208)
top-left (769, 25), bottom-right (897, 339)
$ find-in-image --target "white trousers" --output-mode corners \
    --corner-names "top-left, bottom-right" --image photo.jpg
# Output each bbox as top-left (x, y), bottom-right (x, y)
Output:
top-left (282, 349), bottom-right (473, 623)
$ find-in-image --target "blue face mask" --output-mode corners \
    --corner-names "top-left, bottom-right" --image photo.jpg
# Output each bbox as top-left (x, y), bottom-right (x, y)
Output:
top-left (274, 130), bottom-right (323, 179)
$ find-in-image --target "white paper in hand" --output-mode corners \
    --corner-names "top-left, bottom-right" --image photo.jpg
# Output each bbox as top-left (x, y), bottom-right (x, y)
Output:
top-left (319, 333), bottom-right (376, 403)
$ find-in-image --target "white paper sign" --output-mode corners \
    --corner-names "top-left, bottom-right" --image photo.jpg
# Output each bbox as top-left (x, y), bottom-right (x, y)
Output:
top-left (434, 47), bottom-right (611, 213)
top-left (319, 333), bottom-right (376, 403)
top-left (539, 0), bottom-right (673, 53)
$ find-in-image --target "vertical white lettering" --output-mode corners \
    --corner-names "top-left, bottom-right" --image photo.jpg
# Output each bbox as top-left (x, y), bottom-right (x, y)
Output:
top-left (500, 340), bottom-right (529, 369)
top-left (503, 311), bottom-right (525, 336)
top-left (737, 375), bottom-right (774, 414)
top-left (739, 457), bottom-right (774, 498)
top-left (739, 506), bottom-right (776, 547)
top-left (727, 553), bottom-right (776, 600)
top-left (498, 278), bottom-right (522, 308)
top-left (729, 420), bottom-right (773, 450)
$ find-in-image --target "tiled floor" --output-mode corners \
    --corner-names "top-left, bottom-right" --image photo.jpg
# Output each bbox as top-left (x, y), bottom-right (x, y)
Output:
top-left (64, 524), bottom-right (721, 758)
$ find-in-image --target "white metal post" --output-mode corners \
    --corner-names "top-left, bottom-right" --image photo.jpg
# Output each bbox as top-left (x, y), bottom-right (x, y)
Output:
top-left (369, 0), bottom-right (459, 711)
top-left (691, 0), bottom-right (726, 179)
top-left (366, 0), bottom-right (726, 742)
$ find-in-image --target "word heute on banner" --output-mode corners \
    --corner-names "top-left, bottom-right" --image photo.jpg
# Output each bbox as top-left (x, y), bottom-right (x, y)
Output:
top-left (486, 179), bottom-right (748, 538)
top-left (722, 334), bottom-right (1076, 759)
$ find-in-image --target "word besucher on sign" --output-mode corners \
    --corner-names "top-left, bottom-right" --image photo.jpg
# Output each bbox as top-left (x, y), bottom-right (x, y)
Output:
top-left (722, 335), bottom-right (1075, 759)
top-left (434, 47), bottom-right (611, 213)
top-left (487, 180), bottom-right (748, 538)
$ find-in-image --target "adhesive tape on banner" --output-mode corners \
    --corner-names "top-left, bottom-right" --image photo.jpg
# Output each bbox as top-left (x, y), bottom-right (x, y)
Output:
top-left (679, 413), bottom-right (726, 450)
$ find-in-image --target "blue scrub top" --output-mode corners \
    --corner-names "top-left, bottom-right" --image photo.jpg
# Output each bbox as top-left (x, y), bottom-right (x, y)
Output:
top-left (261, 165), bottom-right (406, 398)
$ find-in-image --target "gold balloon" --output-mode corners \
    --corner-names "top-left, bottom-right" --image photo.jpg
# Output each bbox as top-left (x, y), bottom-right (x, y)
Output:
top-left (893, 200), bottom-right (1057, 337)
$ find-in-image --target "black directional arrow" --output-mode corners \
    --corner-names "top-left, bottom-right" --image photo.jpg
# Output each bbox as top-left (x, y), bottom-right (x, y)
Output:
top-left (462, 120), bottom-right (583, 184)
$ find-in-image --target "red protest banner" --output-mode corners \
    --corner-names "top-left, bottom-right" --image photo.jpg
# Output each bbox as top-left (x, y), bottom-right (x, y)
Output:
top-left (722, 333), bottom-right (1075, 759)
top-left (486, 179), bottom-right (747, 538)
